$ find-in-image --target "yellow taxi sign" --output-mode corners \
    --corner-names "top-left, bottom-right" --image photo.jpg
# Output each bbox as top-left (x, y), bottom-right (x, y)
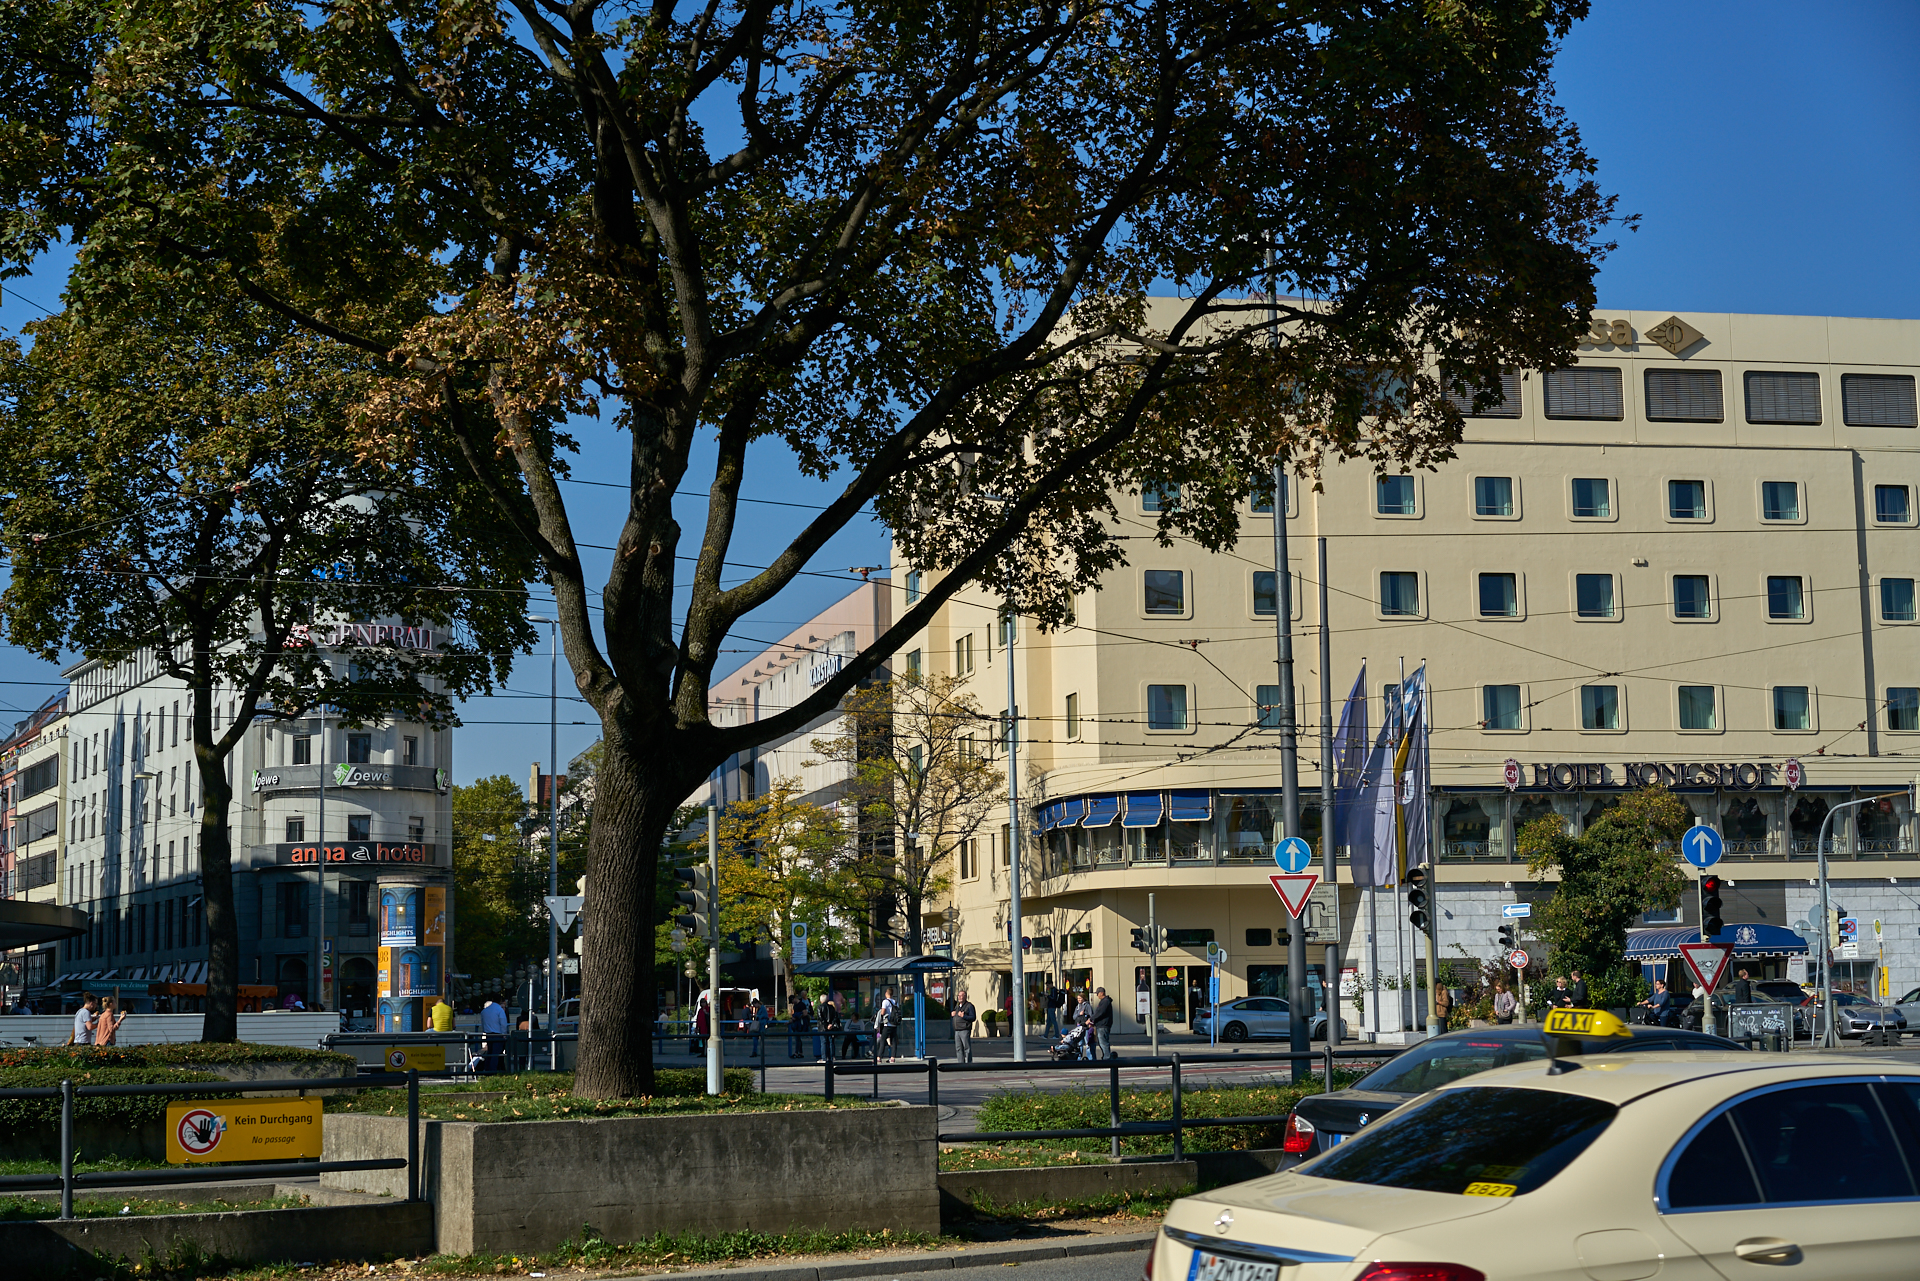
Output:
top-left (385, 1044), bottom-right (448, 1073)
top-left (166, 1098), bottom-right (322, 1164)
top-left (1543, 1007), bottom-right (1631, 1039)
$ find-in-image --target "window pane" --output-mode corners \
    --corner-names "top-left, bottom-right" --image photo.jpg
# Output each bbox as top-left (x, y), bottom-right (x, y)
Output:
top-left (1767, 576), bottom-right (1805, 620)
top-left (1729, 1082), bottom-right (1915, 1203)
top-left (1679, 686), bottom-right (1717, 730)
top-left (1483, 685), bottom-right (1521, 731)
top-left (1142, 485), bottom-right (1181, 512)
top-left (1478, 573), bottom-right (1518, 618)
top-left (1544, 367), bottom-right (1624, 420)
top-left (1744, 371), bottom-right (1822, 425)
top-left (1143, 569), bottom-right (1185, 614)
top-left (1875, 484), bottom-right (1912, 523)
top-left (1761, 481), bottom-right (1800, 521)
top-left (1673, 575), bottom-right (1711, 619)
top-left (1064, 692), bottom-right (1079, 738)
top-left (1252, 475), bottom-right (1286, 514)
top-left (1147, 685), bottom-right (1188, 730)
top-left (1257, 684), bottom-right (1282, 728)
top-left (1889, 688), bottom-right (1920, 732)
top-left (1447, 371), bottom-right (1522, 419)
top-left (1882, 579), bottom-right (1916, 621)
top-left (1581, 686), bottom-right (1619, 730)
top-left (1474, 476), bottom-right (1514, 517)
top-left (1252, 570), bottom-right (1277, 615)
top-left (1841, 373), bottom-right (1919, 428)
top-left (1376, 475), bottom-right (1417, 515)
top-left (1664, 1113), bottom-right (1764, 1210)
top-left (1379, 572), bottom-right (1420, 616)
top-left (1575, 574), bottom-right (1615, 619)
top-left (1668, 480), bottom-right (1707, 520)
top-left (1571, 477), bottom-right (1611, 518)
top-left (906, 571), bottom-right (922, 604)
top-left (1645, 369), bottom-right (1724, 422)
top-left (1773, 686), bottom-right (1810, 731)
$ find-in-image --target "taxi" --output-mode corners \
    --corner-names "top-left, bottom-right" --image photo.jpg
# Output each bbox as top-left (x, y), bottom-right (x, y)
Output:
top-left (1147, 1009), bottom-right (1920, 1280)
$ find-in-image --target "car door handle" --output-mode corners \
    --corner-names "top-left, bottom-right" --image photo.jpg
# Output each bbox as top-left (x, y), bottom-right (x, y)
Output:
top-left (1733, 1238), bottom-right (1802, 1265)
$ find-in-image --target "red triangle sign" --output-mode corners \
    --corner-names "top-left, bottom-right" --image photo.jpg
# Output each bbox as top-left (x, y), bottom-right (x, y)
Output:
top-left (1268, 873), bottom-right (1319, 919)
top-left (1679, 942), bottom-right (1734, 994)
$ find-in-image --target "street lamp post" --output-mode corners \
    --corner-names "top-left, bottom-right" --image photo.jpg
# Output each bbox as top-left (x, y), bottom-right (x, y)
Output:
top-left (1813, 792), bottom-right (1904, 1047)
top-left (529, 617), bottom-right (560, 1027)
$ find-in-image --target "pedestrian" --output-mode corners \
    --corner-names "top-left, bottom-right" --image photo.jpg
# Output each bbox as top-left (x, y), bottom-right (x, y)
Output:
top-left (1568, 970), bottom-right (1590, 1008)
top-left (819, 993), bottom-right (843, 1060)
top-left (693, 994), bottom-right (711, 1053)
top-left (788, 990), bottom-right (812, 1058)
top-left (951, 988), bottom-right (977, 1064)
top-left (97, 993), bottom-right (126, 1046)
top-left (1492, 981), bottom-right (1516, 1025)
top-left (1638, 980), bottom-right (1676, 1027)
top-left (431, 995), bottom-right (455, 1032)
top-left (1089, 986), bottom-right (1114, 1060)
top-left (1548, 977), bottom-right (1574, 1009)
top-left (746, 998), bottom-right (767, 1056)
top-left (877, 986), bottom-right (900, 1061)
top-left (1729, 968), bottom-right (1755, 1005)
top-left (1044, 982), bottom-right (1064, 1036)
top-left (481, 996), bottom-right (510, 1071)
top-left (1434, 984), bottom-right (1452, 1028)
top-left (69, 993), bottom-right (99, 1046)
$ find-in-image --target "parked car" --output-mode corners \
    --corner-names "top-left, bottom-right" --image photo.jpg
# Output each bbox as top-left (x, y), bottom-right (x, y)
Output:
top-left (1895, 986), bottom-right (1920, 1030)
top-left (1281, 1024), bottom-right (1742, 1158)
top-left (1191, 997), bottom-right (1346, 1043)
top-left (1807, 991), bottom-right (1905, 1041)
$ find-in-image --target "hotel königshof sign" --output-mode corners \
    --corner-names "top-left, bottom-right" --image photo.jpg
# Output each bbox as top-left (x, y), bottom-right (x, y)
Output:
top-left (1503, 759), bottom-right (1804, 792)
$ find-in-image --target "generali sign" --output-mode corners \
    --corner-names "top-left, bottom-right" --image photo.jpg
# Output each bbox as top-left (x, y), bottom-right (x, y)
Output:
top-left (290, 622), bottom-right (435, 650)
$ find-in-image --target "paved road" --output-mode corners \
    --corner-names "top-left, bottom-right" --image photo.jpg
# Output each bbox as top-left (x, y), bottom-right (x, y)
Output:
top-left (947, 1246), bottom-right (1150, 1281)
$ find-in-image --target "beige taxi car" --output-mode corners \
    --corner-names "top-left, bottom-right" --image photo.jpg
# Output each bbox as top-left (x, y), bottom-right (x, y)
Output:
top-left (1148, 1013), bottom-right (1920, 1280)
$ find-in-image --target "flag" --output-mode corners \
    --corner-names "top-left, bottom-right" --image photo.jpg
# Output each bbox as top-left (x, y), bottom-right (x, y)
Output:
top-left (1330, 664), bottom-right (1368, 858)
top-left (1399, 665), bottom-right (1430, 870)
top-left (1357, 718), bottom-right (1397, 887)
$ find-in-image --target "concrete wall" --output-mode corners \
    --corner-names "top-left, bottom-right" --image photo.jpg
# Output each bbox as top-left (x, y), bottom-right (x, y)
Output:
top-left (0, 1200), bottom-right (433, 1275)
top-left (323, 1104), bottom-right (940, 1254)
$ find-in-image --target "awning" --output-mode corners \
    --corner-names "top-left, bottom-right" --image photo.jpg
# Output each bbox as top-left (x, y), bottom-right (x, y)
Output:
top-left (1037, 802), bottom-right (1063, 831)
top-left (1057, 798), bottom-right (1085, 829)
top-left (1082, 796), bottom-right (1121, 828)
top-left (1625, 923), bottom-right (1809, 961)
top-left (0, 900), bottom-right (89, 948)
top-left (791, 955), bottom-right (959, 977)
top-left (1169, 789), bottom-right (1213, 822)
top-left (1122, 792), bottom-right (1164, 828)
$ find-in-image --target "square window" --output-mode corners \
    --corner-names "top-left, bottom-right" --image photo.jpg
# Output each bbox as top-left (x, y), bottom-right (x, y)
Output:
top-left (1889, 688), bottom-right (1920, 732)
top-left (285, 816), bottom-right (305, 842)
top-left (1581, 685), bottom-right (1619, 731)
top-left (1144, 569), bottom-right (1186, 614)
top-left (1571, 477), bottom-right (1611, 518)
top-left (1252, 475), bottom-right (1288, 514)
top-left (1245, 928), bottom-right (1274, 948)
top-left (1767, 576), bottom-right (1805, 620)
top-left (1883, 579), bottom-right (1917, 622)
top-left (1065, 692), bottom-right (1080, 739)
top-left (1762, 481), bottom-right (1801, 521)
top-left (1478, 572), bottom-right (1518, 618)
top-left (346, 814), bottom-right (371, 841)
top-left (1874, 484), bottom-right (1912, 524)
top-left (1678, 685), bottom-right (1718, 731)
top-left (1147, 685), bottom-right (1188, 730)
top-left (1142, 485), bottom-right (1181, 512)
top-left (1474, 476), bottom-right (1514, 517)
top-left (1257, 685), bottom-right (1282, 728)
top-left (1482, 685), bottom-right (1521, 731)
top-left (1376, 476), bottom-right (1417, 515)
top-left (1673, 575), bottom-right (1712, 620)
top-left (1773, 686), bottom-right (1810, 731)
top-left (1668, 480), bottom-right (1707, 520)
top-left (347, 734), bottom-right (372, 763)
top-left (1252, 570), bottom-right (1278, 616)
top-left (1575, 574), bottom-right (1615, 619)
top-left (1379, 571), bottom-right (1420, 616)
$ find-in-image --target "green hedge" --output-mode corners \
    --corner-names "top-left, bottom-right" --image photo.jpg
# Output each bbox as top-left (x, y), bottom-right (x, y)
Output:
top-left (0, 1067), bottom-right (232, 1131)
top-left (650, 1067), bottom-right (756, 1096)
top-left (0, 1043), bottom-right (355, 1071)
top-left (975, 1083), bottom-right (1328, 1154)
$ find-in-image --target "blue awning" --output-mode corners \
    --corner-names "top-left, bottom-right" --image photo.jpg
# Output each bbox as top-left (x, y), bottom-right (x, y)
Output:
top-left (1057, 798), bottom-right (1085, 829)
top-left (1625, 923), bottom-right (1808, 961)
top-left (1169, 789), bottom-right (1213, 822)
top-left (1082, 795), bottom-right (1121, 827)
top-left (1037, 802), bottom-right (1062, 831)
top-left (1122, 792), bottom-right (1164, 828)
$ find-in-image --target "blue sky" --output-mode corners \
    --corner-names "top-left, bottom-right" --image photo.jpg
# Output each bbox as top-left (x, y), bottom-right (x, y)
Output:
top-left (3, 2), bottom-right (1918, 787)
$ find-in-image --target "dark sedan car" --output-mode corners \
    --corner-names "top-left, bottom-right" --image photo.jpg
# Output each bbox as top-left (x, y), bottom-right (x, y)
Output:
top-left (1280, 1023), bottom-right (1743, 1159)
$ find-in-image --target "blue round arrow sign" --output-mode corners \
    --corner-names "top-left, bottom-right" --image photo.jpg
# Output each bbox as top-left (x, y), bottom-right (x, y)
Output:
top-left (1682, 824), bottom-right (1724, 869)
top-left (1275, 836), bottom-right (1313, 874)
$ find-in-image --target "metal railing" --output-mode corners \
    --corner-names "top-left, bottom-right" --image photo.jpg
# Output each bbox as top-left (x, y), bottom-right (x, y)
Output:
top-left (0, 1070), bottom-right (422, 1219)
top-left (827, 1045), bottom-right (1403, 1164)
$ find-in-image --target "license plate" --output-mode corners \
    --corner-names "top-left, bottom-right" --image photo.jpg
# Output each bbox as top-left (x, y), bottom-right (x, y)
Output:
top-left (1187, 1250), bottom-right (1279, 1281)
top-left (1327, 1132), bottom-right (1347, 1147)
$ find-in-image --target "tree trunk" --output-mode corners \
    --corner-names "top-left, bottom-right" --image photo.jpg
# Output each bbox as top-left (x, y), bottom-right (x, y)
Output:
top-left (198, 746), bottom-right (240, 1043)
top-left (572, 734), bottom-right (681, 1098)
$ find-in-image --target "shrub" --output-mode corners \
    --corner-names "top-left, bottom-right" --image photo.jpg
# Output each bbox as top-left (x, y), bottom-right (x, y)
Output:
top-left (0, 1067), bottom-right (231, 1132)
top-left (0, 1043), bottom-right (354, 1071)
top-left (646, 1068), bottom-right (756, 1096)
top-left (975, 1082), bottom-right (1333, 1154)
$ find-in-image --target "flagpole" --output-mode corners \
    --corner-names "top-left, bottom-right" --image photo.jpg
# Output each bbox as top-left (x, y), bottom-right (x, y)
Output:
top-left (1397, 656), bottom-right (1407, 1034)
top-left (1421, 657), bottom-right (1440, 1036)
top-left (1318, 537), bottom-right (1337, 1044)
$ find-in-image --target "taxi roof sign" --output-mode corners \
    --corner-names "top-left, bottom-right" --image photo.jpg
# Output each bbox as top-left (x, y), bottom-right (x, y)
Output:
top-left (1543, 1008), bottom-right (1631, 1040)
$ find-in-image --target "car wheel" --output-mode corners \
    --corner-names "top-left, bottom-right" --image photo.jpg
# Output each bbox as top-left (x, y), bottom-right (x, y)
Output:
top-left (1223, 1021), bottom-right (1249, 1042)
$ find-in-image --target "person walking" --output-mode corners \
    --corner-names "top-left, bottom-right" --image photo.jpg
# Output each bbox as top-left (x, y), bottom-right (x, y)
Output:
top-left (746, 998), bottom-right (767, 1056)
top-left (97, 994), bottom-right (126, 1046)
top-left (819, 994), bottom-right (843, 1060)
top-left (877, 987), bottom-right (900, 1061)
top-left (950, 989), bottom-right (977, 1064)
top-left (1729, 968), bottom-right (1755, 1005)
top-left (1089, 987), bottom-right (1114, 1060)
top-left (1492, 981), bottom-right (1516, 1025)
top-left (788, 991), bottom-right (812, 1058)
top-left (1568, 970), bottom-right (1590, 1008)
top-left (1044, 982), bottom-right (1064, 1036)
top-left (692, 994), bottom-right (711, 1054)
top-left (480, 996), bottom-right (510, 1071)
top-left (69, 993), bottom-right (99, 1046)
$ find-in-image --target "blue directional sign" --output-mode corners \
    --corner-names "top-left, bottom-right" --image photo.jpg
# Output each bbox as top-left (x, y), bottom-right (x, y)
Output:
top-left (1274, 836), bottom-right (1314, 874)
top-left (1682, 824), bottom-right (1724, 869)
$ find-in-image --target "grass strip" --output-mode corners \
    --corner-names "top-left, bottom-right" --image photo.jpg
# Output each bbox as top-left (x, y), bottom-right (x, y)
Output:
top-left (0, 1193), bottom-right (308, 1222)
top-left (970, 1075), bottom-right (1364, 1156)
top-left (330, 1070), bottom-right (876, 1123)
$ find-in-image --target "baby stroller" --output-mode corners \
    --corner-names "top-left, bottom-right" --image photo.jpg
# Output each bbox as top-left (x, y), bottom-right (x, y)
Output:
top-left (1049, 1022), bottom-right (1094, 1061)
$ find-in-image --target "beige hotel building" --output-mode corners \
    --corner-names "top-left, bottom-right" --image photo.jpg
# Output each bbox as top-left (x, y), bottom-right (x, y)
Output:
top-left (897, 305), bottom-right (1920, 1036)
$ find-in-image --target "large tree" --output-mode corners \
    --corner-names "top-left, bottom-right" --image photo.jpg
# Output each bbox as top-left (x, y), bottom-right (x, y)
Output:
top-left (1, 0), bottom-right (1618, 1091)
top-left (0, 272), bottom-right (533, 1040)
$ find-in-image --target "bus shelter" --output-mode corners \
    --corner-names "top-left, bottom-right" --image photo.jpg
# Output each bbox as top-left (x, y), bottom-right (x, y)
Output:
top-left (792, 954), bottom-right (957, 1058)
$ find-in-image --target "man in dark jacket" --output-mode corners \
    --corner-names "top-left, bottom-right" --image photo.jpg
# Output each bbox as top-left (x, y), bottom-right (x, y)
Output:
top-left (1729, 968), bottom-right (1755, 1005)
top-left (1568, 970), bottom-right (1591, 1008)
top-left (1088, 986), bottom-right (1115, 1059)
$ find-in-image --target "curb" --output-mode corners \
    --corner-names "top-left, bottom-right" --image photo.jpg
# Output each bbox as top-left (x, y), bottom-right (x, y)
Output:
top-left (614, 1231), bottom-right (1158, 1281)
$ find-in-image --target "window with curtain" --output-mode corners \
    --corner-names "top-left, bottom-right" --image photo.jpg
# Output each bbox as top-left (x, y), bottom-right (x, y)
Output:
top-left (1478, 573), bottom-right (1518, 618)
top-left (1482, 685), bottom-right (1521, 731)
top-left (1767, 576), bottom-right (1805, 620)
top-left (1379, 572), bottom-right (1420, 616)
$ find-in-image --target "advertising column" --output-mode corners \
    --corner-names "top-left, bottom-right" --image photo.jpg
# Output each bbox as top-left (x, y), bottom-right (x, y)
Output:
top-left (376, 878), bottom-right (444, 1032)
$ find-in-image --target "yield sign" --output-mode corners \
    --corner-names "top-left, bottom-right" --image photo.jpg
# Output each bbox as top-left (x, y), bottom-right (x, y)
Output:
top-left (1679, 942), bottom-right (1734, 994)
top-left (1268, 873), bottom-right (1319, 919)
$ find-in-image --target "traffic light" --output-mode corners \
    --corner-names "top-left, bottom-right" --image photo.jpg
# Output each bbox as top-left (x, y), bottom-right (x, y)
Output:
top-left (1829, 907), bottom-right (1846, 949)
top-left (1497, 921), bottom-right (1517, 953)
top-left (1131, 927), bottom-right (1148, 952)
top-left (1700, 876), bottom-right (1724, 938)
top-left (1406, 867), bottom-right (1429, 932)
top-left (674, 863), bottom-right (712, 938)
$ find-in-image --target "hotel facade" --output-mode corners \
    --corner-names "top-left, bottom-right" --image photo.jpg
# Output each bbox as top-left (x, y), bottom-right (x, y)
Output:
top-left (900, 306), bottom-right (1920, 1034)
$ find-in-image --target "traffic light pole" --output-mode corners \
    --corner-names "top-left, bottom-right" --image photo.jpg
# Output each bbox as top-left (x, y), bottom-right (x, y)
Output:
top-left (707, 803), bottom-right (722, 1095)
top-left (1813, 793), bottom-right (1899, 1048)
top-left (1148, 893), bottom-right (1160, 1059)
top-left (1271, 459), bottom-right (1308, 1082)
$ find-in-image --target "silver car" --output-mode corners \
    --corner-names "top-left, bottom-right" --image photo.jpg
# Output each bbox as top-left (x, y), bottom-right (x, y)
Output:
top-left (1192, 996), bottom-right (1345, 1042)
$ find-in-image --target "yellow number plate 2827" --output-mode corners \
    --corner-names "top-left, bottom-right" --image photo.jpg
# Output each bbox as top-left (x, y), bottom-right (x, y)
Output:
top-left (1188, 1251), bottom-right (1279, 1281)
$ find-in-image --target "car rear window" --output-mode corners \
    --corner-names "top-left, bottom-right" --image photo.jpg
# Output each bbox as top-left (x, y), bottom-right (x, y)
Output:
top-left (1303, 1086), bottom-right (1616, 1196)
top-left (1354, 1039), bottom-right (1548, 1093)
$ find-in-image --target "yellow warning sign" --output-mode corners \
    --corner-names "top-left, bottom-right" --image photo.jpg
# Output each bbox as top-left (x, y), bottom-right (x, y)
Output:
top-left (165, 1098), bottom-right (323, 1164)
top-left (384, 1044), bottom-right (447, 1073)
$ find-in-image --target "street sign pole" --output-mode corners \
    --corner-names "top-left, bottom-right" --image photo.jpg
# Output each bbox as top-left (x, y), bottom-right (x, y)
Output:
top-left (1147, 893), bottom-right (1160, 1059)
top-left (706, 803), bottom-right (722, 1095)
top-left (1812, 794), bottom-right (1901, 1046)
